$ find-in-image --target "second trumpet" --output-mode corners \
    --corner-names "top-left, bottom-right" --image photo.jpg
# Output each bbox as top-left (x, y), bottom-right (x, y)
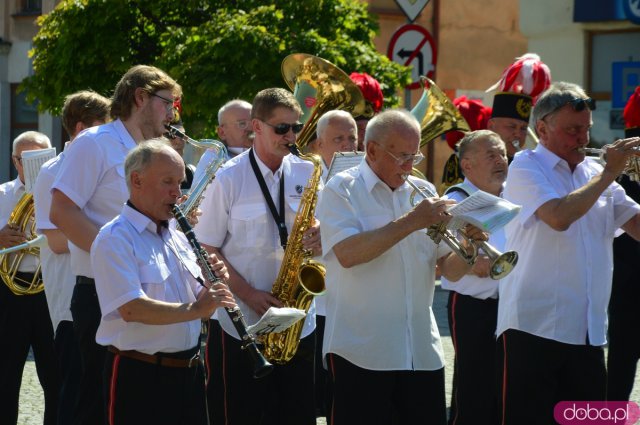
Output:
top-left (405, 177), bottom-right (518, 280)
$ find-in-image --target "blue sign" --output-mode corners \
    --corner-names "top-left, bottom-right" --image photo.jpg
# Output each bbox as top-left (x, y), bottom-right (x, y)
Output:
top-left (612, 62), bottom-right (640, 108)
top-left (624, 0), bottom-right (640, 24)
top-left (574, 0), bottom-right (640, 23)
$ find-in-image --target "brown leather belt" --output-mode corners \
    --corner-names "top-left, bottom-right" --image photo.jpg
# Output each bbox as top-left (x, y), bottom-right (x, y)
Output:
top-left (108, 346), bottom-right (200, 368)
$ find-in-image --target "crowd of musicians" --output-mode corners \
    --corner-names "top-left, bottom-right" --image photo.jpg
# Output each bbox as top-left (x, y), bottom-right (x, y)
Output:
top-left (1, 54), bottom-right (640, 425)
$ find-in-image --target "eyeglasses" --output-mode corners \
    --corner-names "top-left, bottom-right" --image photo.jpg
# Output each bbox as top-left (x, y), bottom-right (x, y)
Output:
top-left (151, 93), bottom-right (177, 113)
top-left (261, 121), bottom-right (304, 135)
top-left (223, 120), bottom-right (250, 131)
top-left (373, 142), bottom-right (424, 166)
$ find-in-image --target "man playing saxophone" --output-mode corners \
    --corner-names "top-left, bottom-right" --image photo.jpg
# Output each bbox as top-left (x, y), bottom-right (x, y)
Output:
top-left (316, 109), bottom-right (485, 425)
top-left (196, 87), bottom-right (321, 425)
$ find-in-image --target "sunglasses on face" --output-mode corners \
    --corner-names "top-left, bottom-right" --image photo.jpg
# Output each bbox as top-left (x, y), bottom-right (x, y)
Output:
top-left (261, 121), bottom-right (304, 135)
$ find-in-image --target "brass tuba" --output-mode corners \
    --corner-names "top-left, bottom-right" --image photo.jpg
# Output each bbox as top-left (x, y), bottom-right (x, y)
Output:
top-left (260, 144), bottom-right (326, 364)
top-left (0, 192), bottom-right (45, 295)
top-left (411, 76), bottom-right (471, 147)
top-left (281, 53), bottom-right (367, 150)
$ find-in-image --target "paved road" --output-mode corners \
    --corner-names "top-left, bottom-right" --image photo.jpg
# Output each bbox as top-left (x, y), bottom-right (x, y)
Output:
top-left (18, 285), bottom-right (640, 424)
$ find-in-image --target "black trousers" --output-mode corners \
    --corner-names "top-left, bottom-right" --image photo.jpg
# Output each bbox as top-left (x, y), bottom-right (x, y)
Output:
top-left (0, 277), bottom-right (59, 425)
top-left (204, 319), bottom-right (224, 425)
top-left (498, 329), bottom-right (606, 425)
top-left (55, 320), bottom-right (82, 425)
top-left (607, 264), bottom-right (640, 401)
top-left (104, 346), bottom-right (208, 425)
top-left (314, 315), bottom-right (331, 418)
top-left (70, 278), bottom-right (106, 425)
top-left (327, 353), bottom-right (447, 425)
top-left (207, 325), bottom-right (316, 425)
top-left (447, 292), bottom-right (499, 425)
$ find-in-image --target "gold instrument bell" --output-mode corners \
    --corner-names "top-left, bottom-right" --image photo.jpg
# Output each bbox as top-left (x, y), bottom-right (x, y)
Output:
top-left (411, 76), bottom-right (471, 148)
top-left (281, 53), bottom-right (367, 150)
top-left (0, 192), bottom-right (45, 295)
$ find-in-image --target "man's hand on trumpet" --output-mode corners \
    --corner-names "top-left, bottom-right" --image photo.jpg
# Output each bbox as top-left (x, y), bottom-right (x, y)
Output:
top-left (601, 137), bottom-right (640, 176)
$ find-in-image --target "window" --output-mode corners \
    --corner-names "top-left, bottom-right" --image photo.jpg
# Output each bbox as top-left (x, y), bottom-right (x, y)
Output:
top-left (20, 0), bottom-right (42, 14)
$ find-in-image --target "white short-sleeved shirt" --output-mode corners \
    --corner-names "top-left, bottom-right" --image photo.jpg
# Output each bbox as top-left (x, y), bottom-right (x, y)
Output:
top-left (92, 204), bottom-right (204, 354)
top-left (194, 149), bottom-right (317, 340)
top-left (441, 179), bottom-right (503, 300)
top-left (51, 119), bottom-right (136, 278)
top-left (498, 144), bottom-right (640, 346)
top-left (0, 178), bottom-right (38, 272)
top-left (317, 160), bottom-right (449, 371)
top-left (33, 152), bottom-right (74, 330)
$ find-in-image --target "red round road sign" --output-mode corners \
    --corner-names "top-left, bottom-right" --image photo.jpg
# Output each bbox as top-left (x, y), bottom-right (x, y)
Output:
top-left (387, 24), bottom-right (437, 90)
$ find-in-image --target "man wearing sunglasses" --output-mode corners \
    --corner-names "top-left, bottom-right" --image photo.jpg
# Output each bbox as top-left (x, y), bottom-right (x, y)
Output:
top-left (50, 65), bottom-right (181, 425)
top-left (196, 87), bottom-right (321, 425)
top-left (316, 109), bottom-right (485, 425)
top-left (497, 81), bottom-right (640, 424)
top-left (193, 99), bottom-right (253, 185)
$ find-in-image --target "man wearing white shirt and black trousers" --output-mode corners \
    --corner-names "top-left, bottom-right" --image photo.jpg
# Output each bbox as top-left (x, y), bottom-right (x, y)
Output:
top-left (33, 90), bottom-right (111, 425)
top-left (441, 130), bottom-right (508, 425)
top-left (50, 65), bottom-right (181, 425)
top-left (0, 131), bottom-right (58, 425)
top-left (92, 140), bottom-right (235, 425)
top-left (196, 88), bottom-right (322, 425)
top-left (316, 109), bottom-right (485, 425)
top-left (498, 81), bottom-right (640, 424)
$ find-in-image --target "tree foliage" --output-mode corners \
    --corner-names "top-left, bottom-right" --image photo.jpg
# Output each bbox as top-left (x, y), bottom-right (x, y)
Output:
top-left (22, 0), bottom-right (411, 137)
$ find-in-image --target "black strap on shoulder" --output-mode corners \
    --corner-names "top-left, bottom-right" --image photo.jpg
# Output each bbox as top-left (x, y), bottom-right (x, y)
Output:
top-left (444, 186), bottom-right (470, 197)
top-left (249, 148), bottom-right (288, 249)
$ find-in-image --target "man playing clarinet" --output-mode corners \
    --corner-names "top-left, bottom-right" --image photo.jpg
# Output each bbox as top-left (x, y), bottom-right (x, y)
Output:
top-left (91, 139), bottom-right (235, 425)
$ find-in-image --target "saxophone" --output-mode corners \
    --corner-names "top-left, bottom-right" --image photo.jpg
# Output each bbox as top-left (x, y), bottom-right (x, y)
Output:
top-left (261, 144), bottom-right (326, 364)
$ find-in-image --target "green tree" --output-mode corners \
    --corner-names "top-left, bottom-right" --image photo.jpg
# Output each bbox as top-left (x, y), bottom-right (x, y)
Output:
top-left (22, 0), bottom-right (410, 137)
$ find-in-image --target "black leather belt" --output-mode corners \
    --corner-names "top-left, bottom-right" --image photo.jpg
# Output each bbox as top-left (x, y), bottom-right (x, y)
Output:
top-left (76, 276), bottom-right (95, 285)
top-left (108, 346), bottom-right (201, 368)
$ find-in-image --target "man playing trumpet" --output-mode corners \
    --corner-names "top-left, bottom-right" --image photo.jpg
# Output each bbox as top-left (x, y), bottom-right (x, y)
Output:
top-left (316, 109), bottom-right (486, 425)
top-left (498, 81), bottom-right (640, 424)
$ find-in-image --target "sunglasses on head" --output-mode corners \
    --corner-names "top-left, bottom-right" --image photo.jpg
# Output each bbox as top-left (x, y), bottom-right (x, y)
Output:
top-left (262, 121), bottom-right (304, 135)
top-left (567, 97), bottom-right (596, 112)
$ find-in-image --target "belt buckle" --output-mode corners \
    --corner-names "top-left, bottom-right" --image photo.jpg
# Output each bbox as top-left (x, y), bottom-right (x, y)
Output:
top-left (188, 352), bottom-right (199, 368)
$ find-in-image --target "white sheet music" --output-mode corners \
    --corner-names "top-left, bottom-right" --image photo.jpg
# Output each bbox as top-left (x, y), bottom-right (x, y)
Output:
top-left (446, 190), bottom-right (521, 233)
top-left (246, 307), bottom-right (306, 336)
top-left (22, 148), bottom-right (56, 193)
top-left (326, 151), bottom-right (364, 182)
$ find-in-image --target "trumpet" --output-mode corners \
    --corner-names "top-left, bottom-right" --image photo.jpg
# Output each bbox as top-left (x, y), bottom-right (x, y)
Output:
top-left (405, 178), bottom-right (518, 280)
top-left (579, 146), bottom-right (640, 181)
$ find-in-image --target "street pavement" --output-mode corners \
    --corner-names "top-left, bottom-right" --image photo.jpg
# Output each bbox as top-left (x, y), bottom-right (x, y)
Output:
top-left (17, 285), bottom-right (640, 424)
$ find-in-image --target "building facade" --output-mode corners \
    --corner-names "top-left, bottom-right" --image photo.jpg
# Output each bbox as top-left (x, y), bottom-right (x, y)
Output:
top-left (2, 0), bottom-right (638, 183)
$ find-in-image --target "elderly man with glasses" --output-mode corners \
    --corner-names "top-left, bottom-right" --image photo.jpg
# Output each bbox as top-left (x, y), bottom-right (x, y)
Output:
top-left (497, 81), bottom-right (640, 424)
top-left (316, 109), bottom-right (485, 425)
top-left (193, 99), bottom-right (253, 184)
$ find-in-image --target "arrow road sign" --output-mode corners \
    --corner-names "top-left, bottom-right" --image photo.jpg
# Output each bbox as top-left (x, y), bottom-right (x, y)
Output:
top-left (387, 24), bottom-right (437, 90)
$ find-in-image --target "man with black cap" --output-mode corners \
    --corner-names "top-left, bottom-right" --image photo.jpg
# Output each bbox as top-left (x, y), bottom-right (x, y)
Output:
top-left (487, 53), bottom-right (551, 160)
top-left (607, 85), bottom-right (640, 402)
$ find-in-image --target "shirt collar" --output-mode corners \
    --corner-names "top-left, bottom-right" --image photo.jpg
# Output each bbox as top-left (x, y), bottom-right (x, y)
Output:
top-left (253, 149), bottom-right (285, 181)
top-left (113, 119), bottom-right (138, 151)
top-left (359, 160), bottom-right (412, 194)
top-left (533, 142), bottom-right (572, 173)
top-left (11, 178), bottom-right (24, 196)
top-left (122, 201), bottom-right (169, 235)
top-left (227, 146), bottom-right (246, 156)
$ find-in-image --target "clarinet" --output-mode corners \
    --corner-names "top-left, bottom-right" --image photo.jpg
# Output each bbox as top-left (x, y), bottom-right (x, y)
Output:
top-left (172, 205), bottom-right (273, 379)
